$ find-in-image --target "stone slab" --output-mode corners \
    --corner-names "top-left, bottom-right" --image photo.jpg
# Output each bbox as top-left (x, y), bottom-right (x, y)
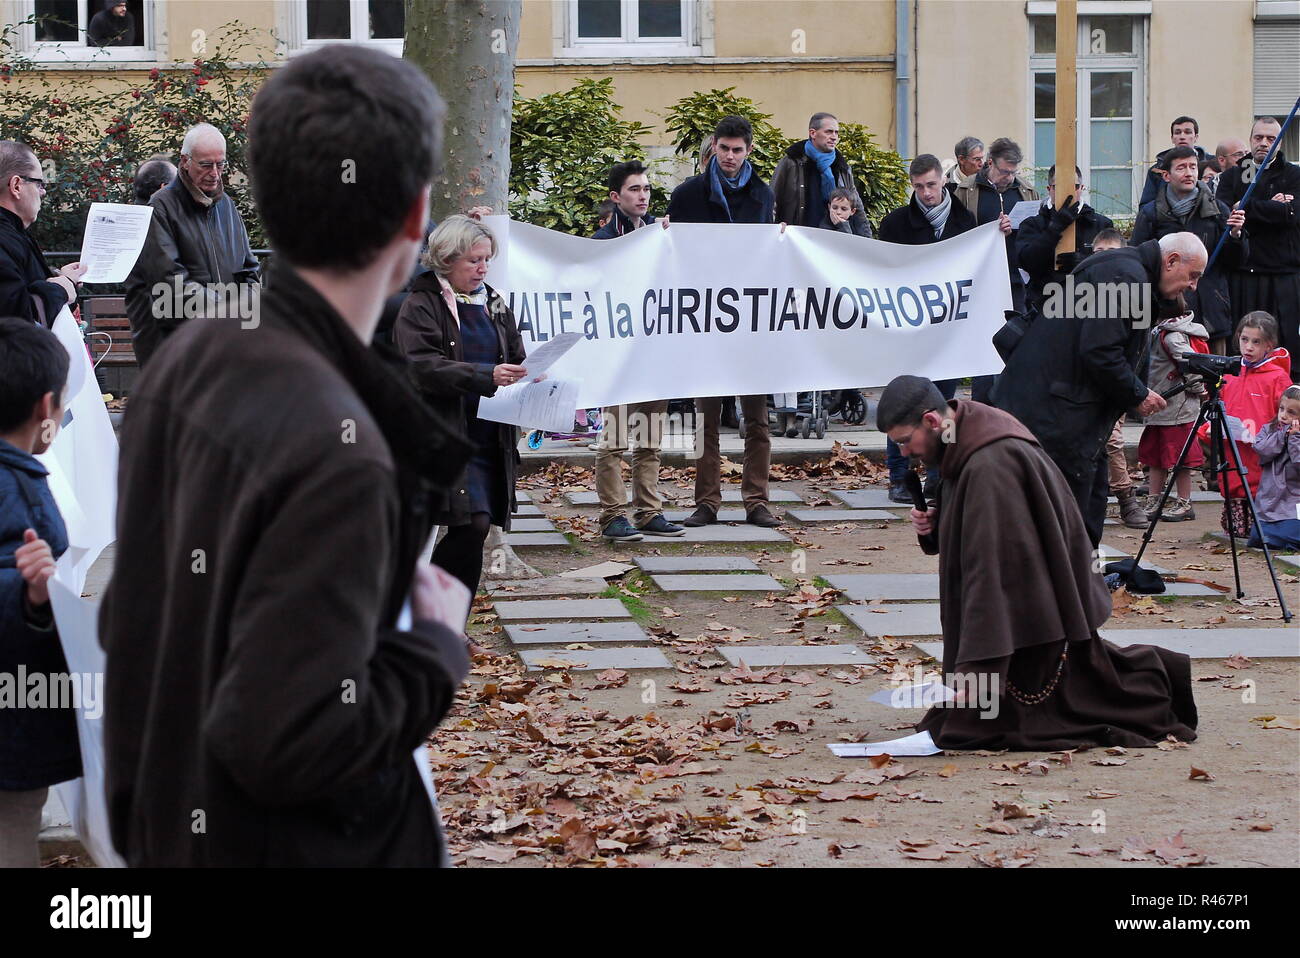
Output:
top-left (510, 517), bottom-right (558, 532)
top-left (1160, 582), bottom-right (1225, 596)
top-left (839, 603), bottom-right (943, 637)
top-left (650, 573), bottom-right (785, 592)
top-left (505, 621), bottom-right (650, 645)
top-left (1098, 628), bottom-right (1299, 659)
top-left (825, 574), bottom-right (940, 601)
top-left (787, 508), bottom-right (900, 524)
top-left (484, 577), bottom-right (605, 598)
top-left (634, 556), bottom-right (761, 573)
top-left (720, 645), bottom-right (876, 667)
top-left (505, 532), bottom-right (571, 548)
top-left (493, 598), bottom-right (629, 621)
top-left (831, 488), bottom-right (909, 509)
top-left (664, 509), bottom-right (752, 523)
top-left (516, 490), bottom-right (532, 503)
top-left (564, 488), bottom-right (801, 506)
top-left (912, 642), bottom-right (944, 659)
top-left (512, 504), bottom-right (544, 517)
top-left (679, 525), bottom-right (788, 543)
top-left (521, 648), bottom-right (672, 671)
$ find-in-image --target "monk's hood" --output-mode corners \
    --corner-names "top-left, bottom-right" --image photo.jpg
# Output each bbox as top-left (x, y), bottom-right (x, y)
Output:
top-left (940, 399), bottom-right (1039, 481)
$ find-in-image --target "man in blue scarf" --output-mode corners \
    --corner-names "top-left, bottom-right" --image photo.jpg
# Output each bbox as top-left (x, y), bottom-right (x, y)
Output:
top-left (666, 116), bottom-right (781, 528)
top-left (772, 112), bottom-right (873, 237)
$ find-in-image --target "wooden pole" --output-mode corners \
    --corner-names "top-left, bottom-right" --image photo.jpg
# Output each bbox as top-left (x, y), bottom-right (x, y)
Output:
top-left (1055, 0), bottom-right (1078, 259)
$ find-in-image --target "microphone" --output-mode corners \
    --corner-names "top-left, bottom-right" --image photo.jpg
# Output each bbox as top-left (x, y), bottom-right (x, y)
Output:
top-left (903, 471), bottom-right (938, 553)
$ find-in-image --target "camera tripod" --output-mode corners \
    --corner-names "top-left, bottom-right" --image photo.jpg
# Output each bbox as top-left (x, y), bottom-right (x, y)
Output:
top-left (1128, 375), bottom-right (1293, 622)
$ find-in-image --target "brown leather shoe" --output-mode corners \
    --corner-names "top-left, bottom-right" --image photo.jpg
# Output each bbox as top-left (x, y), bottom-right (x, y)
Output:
top-left (746, 504), bottom-right (781, 528)
top-left (682, 505), bottom-right (717, 527)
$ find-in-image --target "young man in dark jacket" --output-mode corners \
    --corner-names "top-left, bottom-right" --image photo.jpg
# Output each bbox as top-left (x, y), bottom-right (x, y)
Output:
top-left (590, 161), bottom-right (683, 540)
top-left (1130, 145), bottom-right (1246, 352)
top-left (1217, 117), bottom-right (1300, 372)
top-left (667, 116), bottom-right (781, 528)
top-left (770, 112), bottom-right (873, 237)
top-left (1016, 164), bottom-right (1114, 314)
top-left (0, 317), bottom-right (80, 868)
top-left (877, 154), bottom-right (975, 501)
top-left (100, 45), bottom-right (473, 868)
top-left (1139, 116), bottom-right (1208, 208)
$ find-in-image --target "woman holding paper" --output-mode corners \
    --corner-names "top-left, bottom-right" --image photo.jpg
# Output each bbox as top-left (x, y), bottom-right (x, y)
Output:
top-left (394, 215), bottom-right (530, 600)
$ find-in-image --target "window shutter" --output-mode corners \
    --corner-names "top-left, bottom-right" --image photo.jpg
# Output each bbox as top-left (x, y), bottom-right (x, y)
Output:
top-left (1254, 18), bottom-right (1300, 114)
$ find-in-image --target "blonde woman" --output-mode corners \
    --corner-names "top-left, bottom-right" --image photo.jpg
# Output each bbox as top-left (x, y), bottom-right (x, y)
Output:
top-left (394, 214), bottom-right (533, 599)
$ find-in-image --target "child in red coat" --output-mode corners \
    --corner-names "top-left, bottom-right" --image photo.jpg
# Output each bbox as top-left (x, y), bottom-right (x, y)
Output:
top-left (1200, 311), bottom-right (1293, 535)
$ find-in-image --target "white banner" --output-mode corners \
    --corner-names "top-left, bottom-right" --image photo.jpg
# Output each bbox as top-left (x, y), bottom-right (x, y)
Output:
top-left (483, 216), bottom-right (1012, 409)
top-left (37, 307), bottom-right (118, 594)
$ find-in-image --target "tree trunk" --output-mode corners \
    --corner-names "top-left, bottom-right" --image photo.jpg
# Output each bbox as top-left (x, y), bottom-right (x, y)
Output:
top-left (405, 0), bottom-right (521, 222)
top-left (408, 2), bottom-right (536, 579)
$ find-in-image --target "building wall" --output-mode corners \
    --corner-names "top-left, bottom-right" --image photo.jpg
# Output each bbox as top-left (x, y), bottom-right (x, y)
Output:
top-left (915, 0), bottom-right (1256, 169)
top-left (515, 0), bottom-right (899, 145)
top-left (1147, 0), bottom-right (1254, 157)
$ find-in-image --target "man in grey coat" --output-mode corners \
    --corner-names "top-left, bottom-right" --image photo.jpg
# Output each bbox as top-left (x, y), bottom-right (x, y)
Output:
top-left (124, 123), bottom-right (260, 367)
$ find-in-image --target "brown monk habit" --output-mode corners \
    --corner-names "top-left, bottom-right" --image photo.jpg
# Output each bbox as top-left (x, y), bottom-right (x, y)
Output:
top-left (915, 400), bottom-right (1198, 750)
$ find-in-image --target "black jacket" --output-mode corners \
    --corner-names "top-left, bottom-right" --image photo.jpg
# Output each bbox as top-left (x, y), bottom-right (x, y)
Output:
top-left (1216, 153), bottom-right (1300, 273)
top-left (1016, 202), bottom-right (1114, 311)
top-left (592, 207), bottom-right (656, 239)
top-left (393, 274), bottom-right (525, 530)
top-left (101, 264), bottom-right (472, 866)
top-left (770, 140), bottom-right (873, 236)
top-left (994, 241), bottom-right (1165, 482)
top-left (87, 4), bottom-right (136, 47)
top-left (0, 207), bottom-right (68, 326)
top-left (0, 440), bottom-right (81, 791)
top-left (666, 163), bottom-right (775, 224)
top-left (1139, 145), bottom-right (1209, 208)
top-left (124, 174), bottom-right (261, 366)
top-left (876, 189), bottom-right (977, 245)
top-left (1130, 184), bottom-right (1247, 338)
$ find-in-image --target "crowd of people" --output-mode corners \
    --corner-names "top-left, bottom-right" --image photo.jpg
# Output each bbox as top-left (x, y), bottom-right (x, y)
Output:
top-left (0, 44), bottom-right (1298, 865)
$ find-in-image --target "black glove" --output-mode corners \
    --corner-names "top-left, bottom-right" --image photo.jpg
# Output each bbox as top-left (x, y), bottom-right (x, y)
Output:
top-left (1055, 250), bottom-right (1084, 274)
top-left (1049, 194), bottom-right (1080, 231)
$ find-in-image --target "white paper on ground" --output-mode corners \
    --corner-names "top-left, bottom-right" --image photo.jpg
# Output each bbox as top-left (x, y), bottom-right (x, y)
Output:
top-left (48, 564), bottom-right (125, 867)
top-left (559, 561), bottom-right (634, 579)
top-left (522, 331), bottom-right (583, 375)
top-left (827, 730), bottom-right (942, 757)
top-left (78, 202), bottom-right (153, 283)
top-left (1008, 200), bottom-right (1042, 230)
top-left (478, 377), bottom-right (581, 432)
top-left (868, 681), bottom-right (957, 708)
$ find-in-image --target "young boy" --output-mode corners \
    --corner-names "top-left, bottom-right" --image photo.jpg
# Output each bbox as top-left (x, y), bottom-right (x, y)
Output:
top-left (0, 316), bottom-right (80, 868)
top-left (1139, 310), bottom-right (1209, 520)
top-left (819, 187), bottom-right (872, 237)
top-left (1092, 228), bottom-right (1125, 252)
top-left (1202, 311), bottom-right (1293, 535)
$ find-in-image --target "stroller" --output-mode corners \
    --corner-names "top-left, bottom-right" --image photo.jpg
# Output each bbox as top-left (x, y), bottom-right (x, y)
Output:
top-left (766, 389), bottom-right (867, 439)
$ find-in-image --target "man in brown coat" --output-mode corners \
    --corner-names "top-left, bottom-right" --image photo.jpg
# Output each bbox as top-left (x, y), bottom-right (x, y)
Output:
top-left (99, 46), bottom-right (473, 866)
top-left (878, 376), bottom-right (1197, 750)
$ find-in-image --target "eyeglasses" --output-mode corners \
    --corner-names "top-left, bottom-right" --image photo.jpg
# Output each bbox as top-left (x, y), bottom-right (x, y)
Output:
top-left (890, 425), bottom-right (925, 451)
top-left (16, 175), bottom-right (46, 193)
top-left (191, 160), bottom-right (227, 172)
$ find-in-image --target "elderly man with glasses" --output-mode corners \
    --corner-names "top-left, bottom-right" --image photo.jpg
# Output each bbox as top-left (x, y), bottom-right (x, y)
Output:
top-left (125, 122), bottom-right (261, 367)
top-left (0, 140), bottom-right (86, 326)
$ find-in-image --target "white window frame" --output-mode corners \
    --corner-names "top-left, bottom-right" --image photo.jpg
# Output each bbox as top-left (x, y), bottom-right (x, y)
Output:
top-left (1027, 13), bottom-right (1148, 216)
top-left (17, 0), bottom-right (156, 63)
top-left (283, 0), bottom-right (404, 57)
top-left (560, 0), bottom-right (700, 58)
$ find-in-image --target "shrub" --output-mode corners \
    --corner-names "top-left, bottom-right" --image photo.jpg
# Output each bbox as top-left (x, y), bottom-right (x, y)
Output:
top-left (660, 86), bottom-right (786, 181)
top-left (509, 77), bottom-right (660, 235)
top-left (0, 18), bottom-right (270, 252)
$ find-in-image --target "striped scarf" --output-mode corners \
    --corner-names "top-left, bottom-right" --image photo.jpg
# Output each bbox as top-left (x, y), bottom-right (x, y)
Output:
top-left (922, 188), bottom-right (953, 238)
